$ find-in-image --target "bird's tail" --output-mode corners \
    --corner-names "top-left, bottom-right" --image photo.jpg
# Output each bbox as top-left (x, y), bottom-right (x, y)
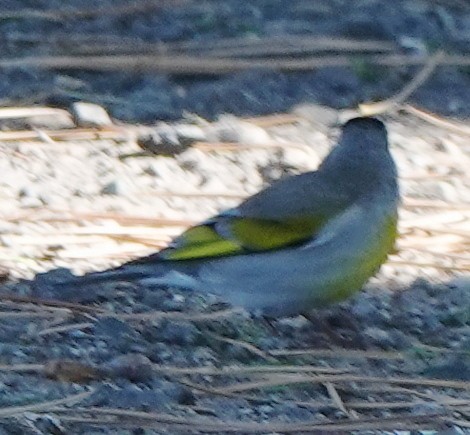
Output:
top-left (31, 254), bottom-right (201, 303)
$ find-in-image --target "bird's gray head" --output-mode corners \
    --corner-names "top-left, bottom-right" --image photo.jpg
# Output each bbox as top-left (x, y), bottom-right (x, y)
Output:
top-left (320, 117), bottom-right (397, 196)
top-left (321, 116), bottom-right (390, 166)
top-left (340, 117), bottom-right (388, 151)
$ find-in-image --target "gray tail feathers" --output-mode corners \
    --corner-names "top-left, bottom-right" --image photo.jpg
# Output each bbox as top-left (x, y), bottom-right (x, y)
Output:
top-left (31, 255), bottom-right (200, 302)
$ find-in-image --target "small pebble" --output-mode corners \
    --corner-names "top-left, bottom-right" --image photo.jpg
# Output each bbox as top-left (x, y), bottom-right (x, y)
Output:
top-left (71, 102), bottom-right (113, 127)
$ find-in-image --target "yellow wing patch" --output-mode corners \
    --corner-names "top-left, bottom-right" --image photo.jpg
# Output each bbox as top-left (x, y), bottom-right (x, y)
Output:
top-left (160, 225), bottom-right (242, 260)
top-left (160, 214), bottom-right (328, 261)
top-left (230, 216), bottom-right (327, 250)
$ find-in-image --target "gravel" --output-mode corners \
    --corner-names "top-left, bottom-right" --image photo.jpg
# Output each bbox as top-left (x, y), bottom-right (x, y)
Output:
top-left (0, 1), bottom-right (468, 433)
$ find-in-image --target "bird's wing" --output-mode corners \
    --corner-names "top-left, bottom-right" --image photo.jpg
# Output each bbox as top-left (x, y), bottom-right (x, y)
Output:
top-left (159, 172), bottom-right (352, 261)
top-left (198, 197), bottom-right (399, 317)
top-left (159, 212), bottom-right (328, 260)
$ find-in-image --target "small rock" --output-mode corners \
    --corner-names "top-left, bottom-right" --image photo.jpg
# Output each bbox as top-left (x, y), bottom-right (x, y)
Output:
top-left (157, 320), bottom-right (200, 346)
top-left (101, 179), bottom-right (127, 196)
top-left (136, 122), bottom-right (205, 156)
top-left (137, 129), bottom-right (188, 156)
top-left (71, 102), bottom-right (113, 127)
top-left (18, 186), bottom-right (38, 199)
top-left (206, 117), bottom-right (270, 145)
top-left (105, 354), bottom-right (154, 382)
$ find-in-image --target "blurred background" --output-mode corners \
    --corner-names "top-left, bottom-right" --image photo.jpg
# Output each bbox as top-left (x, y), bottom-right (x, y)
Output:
top-left (0, 0), bottom-right (469, 122)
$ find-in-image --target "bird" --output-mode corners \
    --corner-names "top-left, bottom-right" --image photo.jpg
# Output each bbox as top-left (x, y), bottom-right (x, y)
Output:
top-left (39, 117), bottom-right (399, 317)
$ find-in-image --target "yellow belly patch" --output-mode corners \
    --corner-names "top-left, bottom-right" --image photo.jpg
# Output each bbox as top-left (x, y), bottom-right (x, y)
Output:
top-left (315, 214), bottom-right (398, 306)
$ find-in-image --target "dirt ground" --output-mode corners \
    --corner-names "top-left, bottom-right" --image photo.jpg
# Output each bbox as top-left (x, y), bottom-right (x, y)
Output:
top-left (0, 1), bottom-right (469, 434)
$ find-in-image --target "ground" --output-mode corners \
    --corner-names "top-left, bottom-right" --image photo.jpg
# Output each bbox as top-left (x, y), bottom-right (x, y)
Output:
top-left (0, 1), bottom-right (469, 434)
